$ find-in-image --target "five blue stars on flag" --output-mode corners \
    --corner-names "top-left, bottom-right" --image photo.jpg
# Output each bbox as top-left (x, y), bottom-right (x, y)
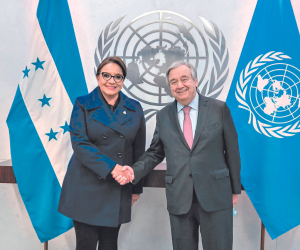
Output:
top-left (24, 56), bottom-right (70, 142)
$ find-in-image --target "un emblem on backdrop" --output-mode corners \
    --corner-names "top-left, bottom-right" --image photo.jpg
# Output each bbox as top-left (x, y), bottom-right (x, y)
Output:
top-left (95, 10), bottom-right (230, 121)
top-left (235, 51), bottom-right (300, 138)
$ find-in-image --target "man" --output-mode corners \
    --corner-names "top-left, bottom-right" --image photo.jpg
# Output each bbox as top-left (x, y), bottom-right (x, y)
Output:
top-left (115, 61), bottom-right (241, 250)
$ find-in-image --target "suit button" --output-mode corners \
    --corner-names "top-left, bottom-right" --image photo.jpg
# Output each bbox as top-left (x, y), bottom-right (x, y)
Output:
top-left (120, 134), bottom-right (124, 138)
top-left (118, 153), bottom-right (122, 158)
top-left (189, 174), bottom-right (192, 178)
top-left (103, 133), bottom-right (108, 139)
top-left (98, 176), bottom-right (103, 179)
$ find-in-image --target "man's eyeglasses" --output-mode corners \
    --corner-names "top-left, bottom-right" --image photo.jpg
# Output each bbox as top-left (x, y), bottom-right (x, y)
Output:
top-left (100, 72), bottom-right (124, 83)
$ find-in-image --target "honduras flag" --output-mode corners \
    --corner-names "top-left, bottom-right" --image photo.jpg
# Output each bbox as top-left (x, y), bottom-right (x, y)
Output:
top-left (6, 0), bottom-right (88, 242)
top-left (226, 0), bottom-right (300, 239)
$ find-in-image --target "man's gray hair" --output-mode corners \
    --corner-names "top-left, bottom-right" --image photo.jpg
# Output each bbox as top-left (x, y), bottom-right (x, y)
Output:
top-left (166, 61), bottom-right (198, 87)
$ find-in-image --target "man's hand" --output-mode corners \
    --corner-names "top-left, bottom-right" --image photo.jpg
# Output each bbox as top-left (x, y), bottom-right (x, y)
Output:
top-left (112, 165), bottom-right (134, 185)
top-left (123, 165), bottom-right (134, 182)
top-left (111, 164), bottom-right (131, 184)
top-left (132, 194), bottom-right (140, 206)
top-left (233, 194), bottom-right (239, 207)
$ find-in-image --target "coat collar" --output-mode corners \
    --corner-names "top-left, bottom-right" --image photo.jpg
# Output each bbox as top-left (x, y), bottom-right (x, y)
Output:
top-left (168, 93), bottom-right (209, 151)
top-left (86, 86), bottom-right (136, 112)
top-left (87, 87), bottom-right (136, 133)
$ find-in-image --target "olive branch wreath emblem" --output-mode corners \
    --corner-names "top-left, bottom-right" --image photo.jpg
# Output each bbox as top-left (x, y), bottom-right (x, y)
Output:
top-left (94, 16), bottom-right (125, 75)
top-left (235, 51), bottom-right (300, 138)
top-left (200, 19), bottom-right (229, 99)
top-left (94, 15), bottom-right (230, 121)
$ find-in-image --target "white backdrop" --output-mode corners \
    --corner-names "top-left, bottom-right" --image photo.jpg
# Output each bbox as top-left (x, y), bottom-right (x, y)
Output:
top-left (1, 0), bottom-right (300, 249)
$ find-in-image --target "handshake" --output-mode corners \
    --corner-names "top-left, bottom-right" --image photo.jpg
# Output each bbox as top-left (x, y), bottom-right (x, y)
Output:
top-left (111, 164), bottom-right (134, 185)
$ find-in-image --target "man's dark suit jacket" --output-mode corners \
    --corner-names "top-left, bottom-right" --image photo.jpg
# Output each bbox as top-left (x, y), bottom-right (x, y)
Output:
top-left (58, 87), bottom-right (146, 227)
top-left (133, 94), bottom-right (241, 215)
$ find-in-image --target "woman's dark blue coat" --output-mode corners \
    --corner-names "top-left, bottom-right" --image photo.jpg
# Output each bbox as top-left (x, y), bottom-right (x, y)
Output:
top-left (58, 86), bottom-right (146, 227)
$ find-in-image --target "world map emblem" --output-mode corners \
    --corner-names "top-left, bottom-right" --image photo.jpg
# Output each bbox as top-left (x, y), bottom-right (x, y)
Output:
top-left (235, 51), bottom-right (300, 138)
top-left (95, 10), bottom-right (230, 121)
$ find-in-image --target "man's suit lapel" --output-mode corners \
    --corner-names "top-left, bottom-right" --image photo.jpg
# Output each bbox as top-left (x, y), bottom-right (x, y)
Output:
top-left (192, 94), bottom-right (209, 151)
top-left (168, 101), bottom-right (191, 151)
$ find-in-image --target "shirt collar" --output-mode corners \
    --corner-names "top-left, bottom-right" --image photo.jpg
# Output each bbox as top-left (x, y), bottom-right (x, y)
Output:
top-left (177, 93), bottom-right (199, 113)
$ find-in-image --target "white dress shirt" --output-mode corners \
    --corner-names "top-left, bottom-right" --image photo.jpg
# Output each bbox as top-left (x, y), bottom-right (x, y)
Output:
top-left (177, 93), bottom-right (199, 138)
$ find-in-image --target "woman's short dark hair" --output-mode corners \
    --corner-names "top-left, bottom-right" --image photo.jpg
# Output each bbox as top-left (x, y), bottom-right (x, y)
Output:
top-left (96, 56), bottom-right (127, 78)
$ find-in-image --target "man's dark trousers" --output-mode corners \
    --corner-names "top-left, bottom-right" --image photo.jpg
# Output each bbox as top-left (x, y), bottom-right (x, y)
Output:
top-left (169, 193), bottom-right (233, 250)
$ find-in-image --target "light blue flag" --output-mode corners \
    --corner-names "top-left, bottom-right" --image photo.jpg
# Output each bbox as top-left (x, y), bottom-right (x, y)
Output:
top-left (226, 0), bottom-right (300, 239)
top-left (6, 0), bottom-right (88, 242)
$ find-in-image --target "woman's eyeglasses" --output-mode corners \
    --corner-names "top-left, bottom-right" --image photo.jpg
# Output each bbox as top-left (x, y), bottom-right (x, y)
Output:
top-left (100, 72), bottom-right (124, 83)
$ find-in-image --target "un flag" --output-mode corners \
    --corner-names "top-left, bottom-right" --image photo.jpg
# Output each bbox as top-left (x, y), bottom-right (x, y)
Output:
top-left (226, 0), bottom-right (300, 239)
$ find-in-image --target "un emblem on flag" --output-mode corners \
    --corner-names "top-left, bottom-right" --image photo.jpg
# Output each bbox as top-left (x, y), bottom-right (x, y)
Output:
top-left (95, 11), bottom-right (230, 121)
top-left (236, 51), bottom-right (300, 138)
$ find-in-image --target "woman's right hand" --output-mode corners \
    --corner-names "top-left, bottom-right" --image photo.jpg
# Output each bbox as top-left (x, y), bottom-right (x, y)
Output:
top-left (112, 164), bottom-right (134, 184)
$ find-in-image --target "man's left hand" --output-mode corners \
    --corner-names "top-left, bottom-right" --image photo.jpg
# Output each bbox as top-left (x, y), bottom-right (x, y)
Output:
top-left (233, 194), bottom-right (239, 206)
top-left (132, 194), bottom-right (140, 206)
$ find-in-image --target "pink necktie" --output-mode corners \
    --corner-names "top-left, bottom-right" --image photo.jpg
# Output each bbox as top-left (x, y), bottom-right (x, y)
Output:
top-left (183, 106), bottom-right (193, 149)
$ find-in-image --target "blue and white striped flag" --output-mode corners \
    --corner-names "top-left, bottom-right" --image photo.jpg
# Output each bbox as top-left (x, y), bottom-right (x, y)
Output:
top-left (6, 0), bottom-right (88, 242)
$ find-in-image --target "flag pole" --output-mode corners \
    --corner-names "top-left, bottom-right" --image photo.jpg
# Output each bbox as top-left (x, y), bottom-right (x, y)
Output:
top-left (44, 241), bottom-right (48, 250)
top-left (260, 221), bottom-right (265, 250)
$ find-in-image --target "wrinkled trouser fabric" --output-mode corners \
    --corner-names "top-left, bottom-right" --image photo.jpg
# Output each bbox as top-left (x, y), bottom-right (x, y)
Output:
top-left (169, 198), bottom-right (233, 250)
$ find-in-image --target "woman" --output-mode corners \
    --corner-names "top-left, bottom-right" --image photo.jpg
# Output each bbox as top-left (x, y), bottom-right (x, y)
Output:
top-left (58, 56), bottom-right (146, 250)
